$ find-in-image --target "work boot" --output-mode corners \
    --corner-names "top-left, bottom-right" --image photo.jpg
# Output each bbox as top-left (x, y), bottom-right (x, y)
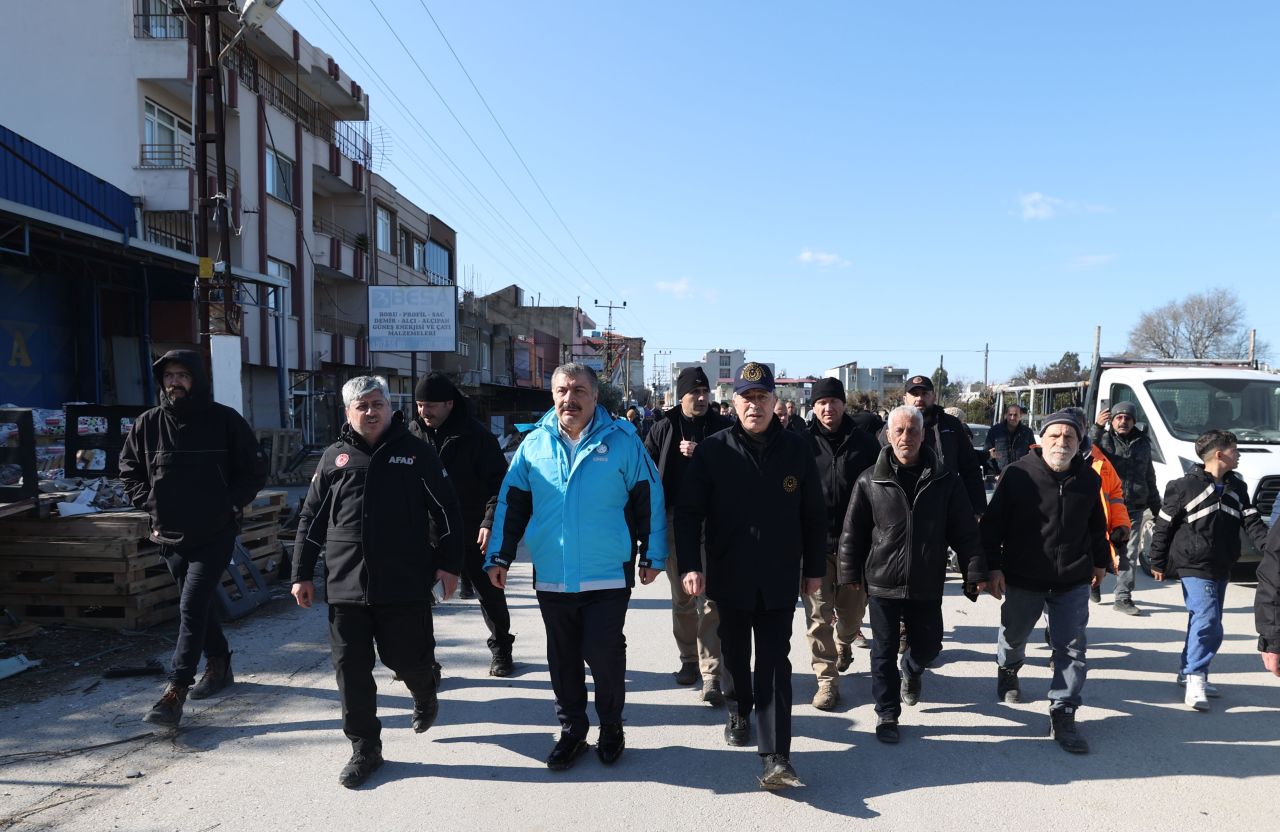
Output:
top-left (724, 713), bottom-right (751, 747)
top-left (1049, 707), bottom-right (1090, 754)
top-left (142, 683), bottom-right (189, 727)
top-left (338, 749), bottom-right (384, 788)
top-left (411, 689), bottom-right (439, 733)
top-left (546, 733), bottom-right (588, 771)
top-left (900, 658), bottom-right (923, 707)
top-left (596, 724), bottom-right (625, 765)
top-left (1177, 673), bottom-right (1220, 698)
top-left (458, 573), bottom-right (476, 600)
top-left (1184, 673), bottom-right (1210, 711)
top-left (489, 647), bottom-right (514, 678)
top-left (189, 653), bottom-right (234, 700)
top-left (836, 643), bottom-right (853, 673)
top-left (1113, 598), bottom-right (1143, 616)
top-left (700, 678), bottom-right (725, 707)
top-left (997, 666), bottom-right (1021, 703)
top-left (759, 754), bottom-right (803, 790)
top-left (812, 681), bottom-right (840, 711)
top-left (673, 661), bottom-right (699, 686)
top-left (875, 716), bottom-right (900, 744)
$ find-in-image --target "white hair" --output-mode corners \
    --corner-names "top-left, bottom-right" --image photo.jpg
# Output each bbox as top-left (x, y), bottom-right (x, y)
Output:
top-left (342, 375), bottom-right (390, 407)
top-left (887, 405), bottom-right (924, 432)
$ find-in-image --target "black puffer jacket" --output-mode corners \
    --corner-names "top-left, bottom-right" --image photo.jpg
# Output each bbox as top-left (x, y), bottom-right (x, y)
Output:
top-left (838, 446), bottom-right (986, 599)
top-left (675, 419), bottom-right (826, 611)
top-left (1091, 424), bottom-right (1161, 513)
top-left (980, 449), bottom-right (1109, 591)
top-left (984, 422), bottom-right (1035, 472)
top-left (1148, 465), bottom-right (1268, 580)
top-left (1257, 521), bottom-right (1280, 653)
top-left (643, 406), bottom-right (731, 509)
top-left (292, 412), bottom-right (464, 605)
top-left (119, 350), bottom-right (267, 548)
top-left (408, 392), bottom-right (506, 536)
top-left (882, 406), bottom-right (987, 515)
top-left (807, 414), bottom-right (881, 552)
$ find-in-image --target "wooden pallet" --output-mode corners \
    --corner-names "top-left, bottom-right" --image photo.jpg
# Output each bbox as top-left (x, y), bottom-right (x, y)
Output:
top-left (0, 582), bottom-right (181, 630)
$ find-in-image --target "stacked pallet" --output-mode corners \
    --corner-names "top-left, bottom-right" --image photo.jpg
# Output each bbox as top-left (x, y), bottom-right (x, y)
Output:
top-left (236, 490), bottom-right (289, 582)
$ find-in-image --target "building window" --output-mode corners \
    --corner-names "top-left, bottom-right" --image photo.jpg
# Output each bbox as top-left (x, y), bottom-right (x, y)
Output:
top-left (142, 100), bottom-right (192, 165)
top-left (413, 240), bottom-right (426, 273)
top-left (479, 341), bottom-right (490, 371)
top-left (399, 228), bottom-right (414, 264)
top-left (375, 206), bottom-right (391, 252)
top-left (263, 258), bottom-right (292, 306)
top-left (427, 240), bottom-right (451, 284)
top-left (265, 148), bottom-right (294, 203)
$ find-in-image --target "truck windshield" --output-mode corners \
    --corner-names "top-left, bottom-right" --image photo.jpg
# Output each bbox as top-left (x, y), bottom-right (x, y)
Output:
top-left (1145, 379), bottom-right (1280, 444)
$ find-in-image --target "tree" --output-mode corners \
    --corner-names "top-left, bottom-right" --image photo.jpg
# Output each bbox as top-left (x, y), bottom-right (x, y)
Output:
top-left (930, 366), bottom-right (961, 402)
top-left (1127, 288), bottom-right (1268, 360)
top-left (597, 381), bottom-right (624, 416)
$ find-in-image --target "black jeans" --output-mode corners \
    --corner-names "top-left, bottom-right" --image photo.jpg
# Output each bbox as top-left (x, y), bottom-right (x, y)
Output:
top-left (161, 534), bottom-right (234, 687)
top-left (868, 596), bottom-right (943, 720)
top-left (329, 602), bottom-right (438, 754)
top-left (463, 540), bottom-right (513, 651)
top-left (536, 588), bottom-right (630, 739)
top-left (718, 601), bottom-right (796, 756)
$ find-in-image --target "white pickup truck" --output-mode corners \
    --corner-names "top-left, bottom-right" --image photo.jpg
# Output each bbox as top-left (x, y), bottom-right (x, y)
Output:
top-left (1084, 357), bottom-right (1280, 574)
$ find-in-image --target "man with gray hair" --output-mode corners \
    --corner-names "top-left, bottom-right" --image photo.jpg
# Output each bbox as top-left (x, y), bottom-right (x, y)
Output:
top-left (292, 375), bottom-right (464, 789)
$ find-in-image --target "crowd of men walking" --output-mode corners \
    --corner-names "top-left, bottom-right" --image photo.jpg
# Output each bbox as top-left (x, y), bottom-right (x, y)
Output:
top-left (118, 354), bottom-right (1280, 792)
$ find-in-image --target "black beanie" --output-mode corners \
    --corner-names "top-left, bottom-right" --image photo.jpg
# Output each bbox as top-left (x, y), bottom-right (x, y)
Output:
top-left (810, 377), bottom-right (845, 404)
top-left (675, 366), bottom-right (711, 400)
top-left (415, 372), bottom-right (458, 403)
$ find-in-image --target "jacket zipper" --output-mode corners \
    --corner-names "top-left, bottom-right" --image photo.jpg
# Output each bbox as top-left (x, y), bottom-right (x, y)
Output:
top-left (359, 438), bottom-right (390, 605)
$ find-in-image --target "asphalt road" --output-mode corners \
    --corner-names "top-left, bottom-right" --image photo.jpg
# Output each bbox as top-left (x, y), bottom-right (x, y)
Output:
top-left (2, 565), bottom-right (1278, 831)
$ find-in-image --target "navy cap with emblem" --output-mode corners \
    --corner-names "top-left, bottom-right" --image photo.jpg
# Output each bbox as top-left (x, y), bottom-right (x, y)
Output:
top-left (733, 362), bottom-right (775, 395)
top-left (905, 374), bottom-right (934, 393)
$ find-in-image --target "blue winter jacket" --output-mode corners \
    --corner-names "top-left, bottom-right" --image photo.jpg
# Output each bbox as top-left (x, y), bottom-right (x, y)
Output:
top-left (486, 405), bottom-right (667, 592)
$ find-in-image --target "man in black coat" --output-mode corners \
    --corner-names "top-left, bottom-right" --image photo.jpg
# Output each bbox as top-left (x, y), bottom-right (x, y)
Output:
top-left (984, 403), bottom-right (1035, 473)
top-left (1258, 521), bottom-right (1280, 678)
top-left (410, 373), bottom-right (514, 676)
top-left (291, 376), bottom-right (464, 788)
top-left (676, 361), bottom-right (825, 790)
top-left (802, 377), bottom-right (880, 711)
top-left (900, 374), bottom-right (987, 516)
top-left (840, 406), bottom-right (986, 743)
top-left (644, 366), bottom-right (731, 701)
top-left (982, 410), bottom-right (1108, 754)
top-left (120, 350), bottom-right (267, 728)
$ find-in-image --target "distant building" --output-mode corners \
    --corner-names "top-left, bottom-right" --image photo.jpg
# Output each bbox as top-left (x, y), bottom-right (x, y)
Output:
top-left (825, 362), bottom-right (909, 403)
top-left (671, 349), bottom-right (774, 405)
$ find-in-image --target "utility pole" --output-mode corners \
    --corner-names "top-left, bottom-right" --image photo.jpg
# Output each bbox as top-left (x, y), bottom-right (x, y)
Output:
top-left (594, 299), bottom-right (626, 386)
top-left (983, 343), bottom-right (989, 388)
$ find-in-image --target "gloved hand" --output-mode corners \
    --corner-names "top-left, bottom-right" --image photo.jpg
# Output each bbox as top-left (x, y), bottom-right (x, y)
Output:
top-left (1110, 525), bottom-right (1131, 547)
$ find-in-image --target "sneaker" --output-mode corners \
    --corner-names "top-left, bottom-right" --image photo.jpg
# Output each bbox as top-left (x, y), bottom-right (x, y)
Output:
top-left (759, 754), bottom-right (803, 790)
top-left (596, 724), bottom-right (624, 765)
top-left (700, 679), bottom-right (725, 707)
top-left (546, 733), bottom-right (589, 771)
top-left (1184, 673), bottom-right (1210, 711)
top-left (1089, 585), bottom-right (1101, 604)
top-left (189, 654), bottom-right (233, 700)
top-left (1177, 673), bottom-right (1220, 698)
top-left (836, 643), bottom-right (853, 673)
top-left (875, 717), bottom-right (900, 744)
top-left (724, 714), bottom-right (751, 747)
top-left (338, 750), bottom-right (384, 789)
top-left (411, 690), bottom-right (438, 733)
top-left (1113, 599), bottom-right (1142, 616)
top-left (142, 683), bottom-right (189, 727)
top-left (673, 661), bottom-right (699, 686)
top-left (997, 667), bottom-right (1021, 704)
top-left (489, 648), bottom-right (514, 678)
top-left (853, 631), bottom-right (869, 649)
top-left (1049, 707), bottom-right (1089, 754)
top-left (811, 682), bottom-right (840, 711)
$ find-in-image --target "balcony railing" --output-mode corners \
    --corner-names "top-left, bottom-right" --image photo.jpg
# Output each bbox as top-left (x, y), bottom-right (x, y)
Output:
top-left (139, 144), bottom-right (239, 189)
top-left (313, 216), bottom-right (364, 249)
top-left (142, 211), bottom-right (194, 254)
top-left (134, 1), bottom-right (186, 39)
top-left (314, 315), bottom-right (366, 338)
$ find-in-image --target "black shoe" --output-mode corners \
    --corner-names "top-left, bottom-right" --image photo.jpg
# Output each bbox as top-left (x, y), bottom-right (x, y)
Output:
top-left (1089, 585), bottom-right (1101, 604)
top-left (700, 679), bottom-right (725, 707)
top-left (412, 690), bottom-right (438, 733)
top-left (997, 667), bottom-right (1021, 704)
top-left (901, 671), bottom-right (922, 707)
top-left (1113, 599), bottom-right (1143, 616)
top-left (725, 714), bottom-right (751, 747)
top-left (489, 648), bottom-right (514, 678)
top-left (142, 683), bottom-right (188, 727)
top-left (189, 653), bottom-right (233, 701)
top-left (875, 718), bottom-right (900, 744)
top-left (546, 733), bottom-right (589, 771)
top-left (674, 661), bottom-right (699, 686)
top-left (1050, 707), bottom-right (1090, 754)
top-left (458, 577), bottom-right (476, 600)
top-left (596, 724), bottom-right (625, 765)
top-left (836, 643), bottom-right (853, 673)
top-left (759, 754), bottom-right (803, 789)
top-left (338, 750), bottom-right (384, 788)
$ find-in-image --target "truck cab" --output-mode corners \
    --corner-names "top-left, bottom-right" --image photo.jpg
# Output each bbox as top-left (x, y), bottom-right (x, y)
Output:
top-left (1085, 358), bottom-right (1280, 571)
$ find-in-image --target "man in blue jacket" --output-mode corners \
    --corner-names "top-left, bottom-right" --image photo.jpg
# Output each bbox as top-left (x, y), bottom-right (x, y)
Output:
top-left (486, 362), bottom-right (667, 772)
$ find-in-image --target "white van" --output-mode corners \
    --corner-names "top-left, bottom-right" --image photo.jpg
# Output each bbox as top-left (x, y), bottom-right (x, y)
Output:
top-left (1085, 357), bottom-right (1280, 572)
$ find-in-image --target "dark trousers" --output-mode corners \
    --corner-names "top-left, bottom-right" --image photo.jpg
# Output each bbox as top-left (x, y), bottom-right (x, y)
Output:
top-left (463, 541), bottom-right (513, 650)
top-left (536, 588), bottom-right (630, 739)
top-left (718, 601), bottom-right (796, 756)
top-left (161, 534), bottom-right (234, 687)
top-left (869, 596), bottom-right (943, 720)
top-left (329, 602), bottom-right (438, 754)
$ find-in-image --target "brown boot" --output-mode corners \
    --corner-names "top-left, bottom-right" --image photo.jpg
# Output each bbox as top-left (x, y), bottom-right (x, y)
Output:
top-left (189, 653), bottom-right (234, 700)
top-left (143, 683), bottom-right (189, 727)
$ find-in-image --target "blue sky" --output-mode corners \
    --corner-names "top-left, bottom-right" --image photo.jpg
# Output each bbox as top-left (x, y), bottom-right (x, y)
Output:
top-left (286, 0), bottom-right (1279, 384)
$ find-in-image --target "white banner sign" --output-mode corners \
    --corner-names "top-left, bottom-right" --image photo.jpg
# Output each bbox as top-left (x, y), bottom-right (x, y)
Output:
top-left (367, 285), bottom-right (457, 352)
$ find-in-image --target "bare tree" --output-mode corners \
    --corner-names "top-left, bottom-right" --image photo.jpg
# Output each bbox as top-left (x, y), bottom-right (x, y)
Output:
top-left (1128, 288), bottom-right (1268, 360)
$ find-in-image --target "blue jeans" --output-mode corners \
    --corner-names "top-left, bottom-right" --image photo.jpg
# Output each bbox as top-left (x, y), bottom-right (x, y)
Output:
top-left (997, 583), bottom-right (1090, 710)
top-left (1180, 577), bottom-right (1228, 676)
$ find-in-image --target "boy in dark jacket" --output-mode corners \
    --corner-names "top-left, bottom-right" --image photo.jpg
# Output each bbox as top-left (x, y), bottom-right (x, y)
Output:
top-left (1149, 430), bottom-right (1269, 709)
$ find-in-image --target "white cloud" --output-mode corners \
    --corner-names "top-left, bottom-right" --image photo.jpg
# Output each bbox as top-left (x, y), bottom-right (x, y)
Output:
top-left (1066, 253), bottom-right (1116, 270)
top-left (654, 278), bottom-right (692, 298)
top-left (1019, 192), bottom-right (1112, 221)
top-left (797, 248), bottom-right (850, 267)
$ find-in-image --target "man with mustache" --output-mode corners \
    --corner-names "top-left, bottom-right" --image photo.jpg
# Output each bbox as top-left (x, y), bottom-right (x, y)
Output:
top-left (981, 410), bottom-right (1109, 754)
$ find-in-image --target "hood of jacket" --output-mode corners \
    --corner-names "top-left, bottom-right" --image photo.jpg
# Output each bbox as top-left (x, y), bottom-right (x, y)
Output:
top-left (341, 409), bottom-right (410, 452)
top-left (152, 349), bottom-right (212, 416)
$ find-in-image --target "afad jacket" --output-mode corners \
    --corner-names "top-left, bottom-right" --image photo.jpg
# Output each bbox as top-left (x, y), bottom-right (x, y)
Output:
top-left (291, 412), bottom-right (464, 605)
top-left (486, 405), bottom-right (667, 592)
top-left (1148, 465), bottom-right (1268, 580)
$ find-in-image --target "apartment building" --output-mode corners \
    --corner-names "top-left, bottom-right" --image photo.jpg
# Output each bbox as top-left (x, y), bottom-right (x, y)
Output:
top-left (825, 361), bottom-right (909, 402)
top-left (671, 349), bottom-right (774, 405)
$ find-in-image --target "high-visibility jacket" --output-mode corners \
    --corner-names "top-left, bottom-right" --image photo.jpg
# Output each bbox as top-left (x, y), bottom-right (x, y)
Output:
top-left (1090, 445), bottom-right (1131, 572)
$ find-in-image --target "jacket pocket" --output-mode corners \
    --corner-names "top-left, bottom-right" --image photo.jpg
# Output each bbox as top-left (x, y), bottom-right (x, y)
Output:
top-left (149, 451), bottom-right (232, 537)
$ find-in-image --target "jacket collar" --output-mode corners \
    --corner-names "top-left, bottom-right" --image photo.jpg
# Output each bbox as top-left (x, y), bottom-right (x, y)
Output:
top-left (872, 444), bottom-right (942, 482)
top-left (340, 410), bottom-right (408, 453)
top-left (536, 404), bottom-right (625, 446)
